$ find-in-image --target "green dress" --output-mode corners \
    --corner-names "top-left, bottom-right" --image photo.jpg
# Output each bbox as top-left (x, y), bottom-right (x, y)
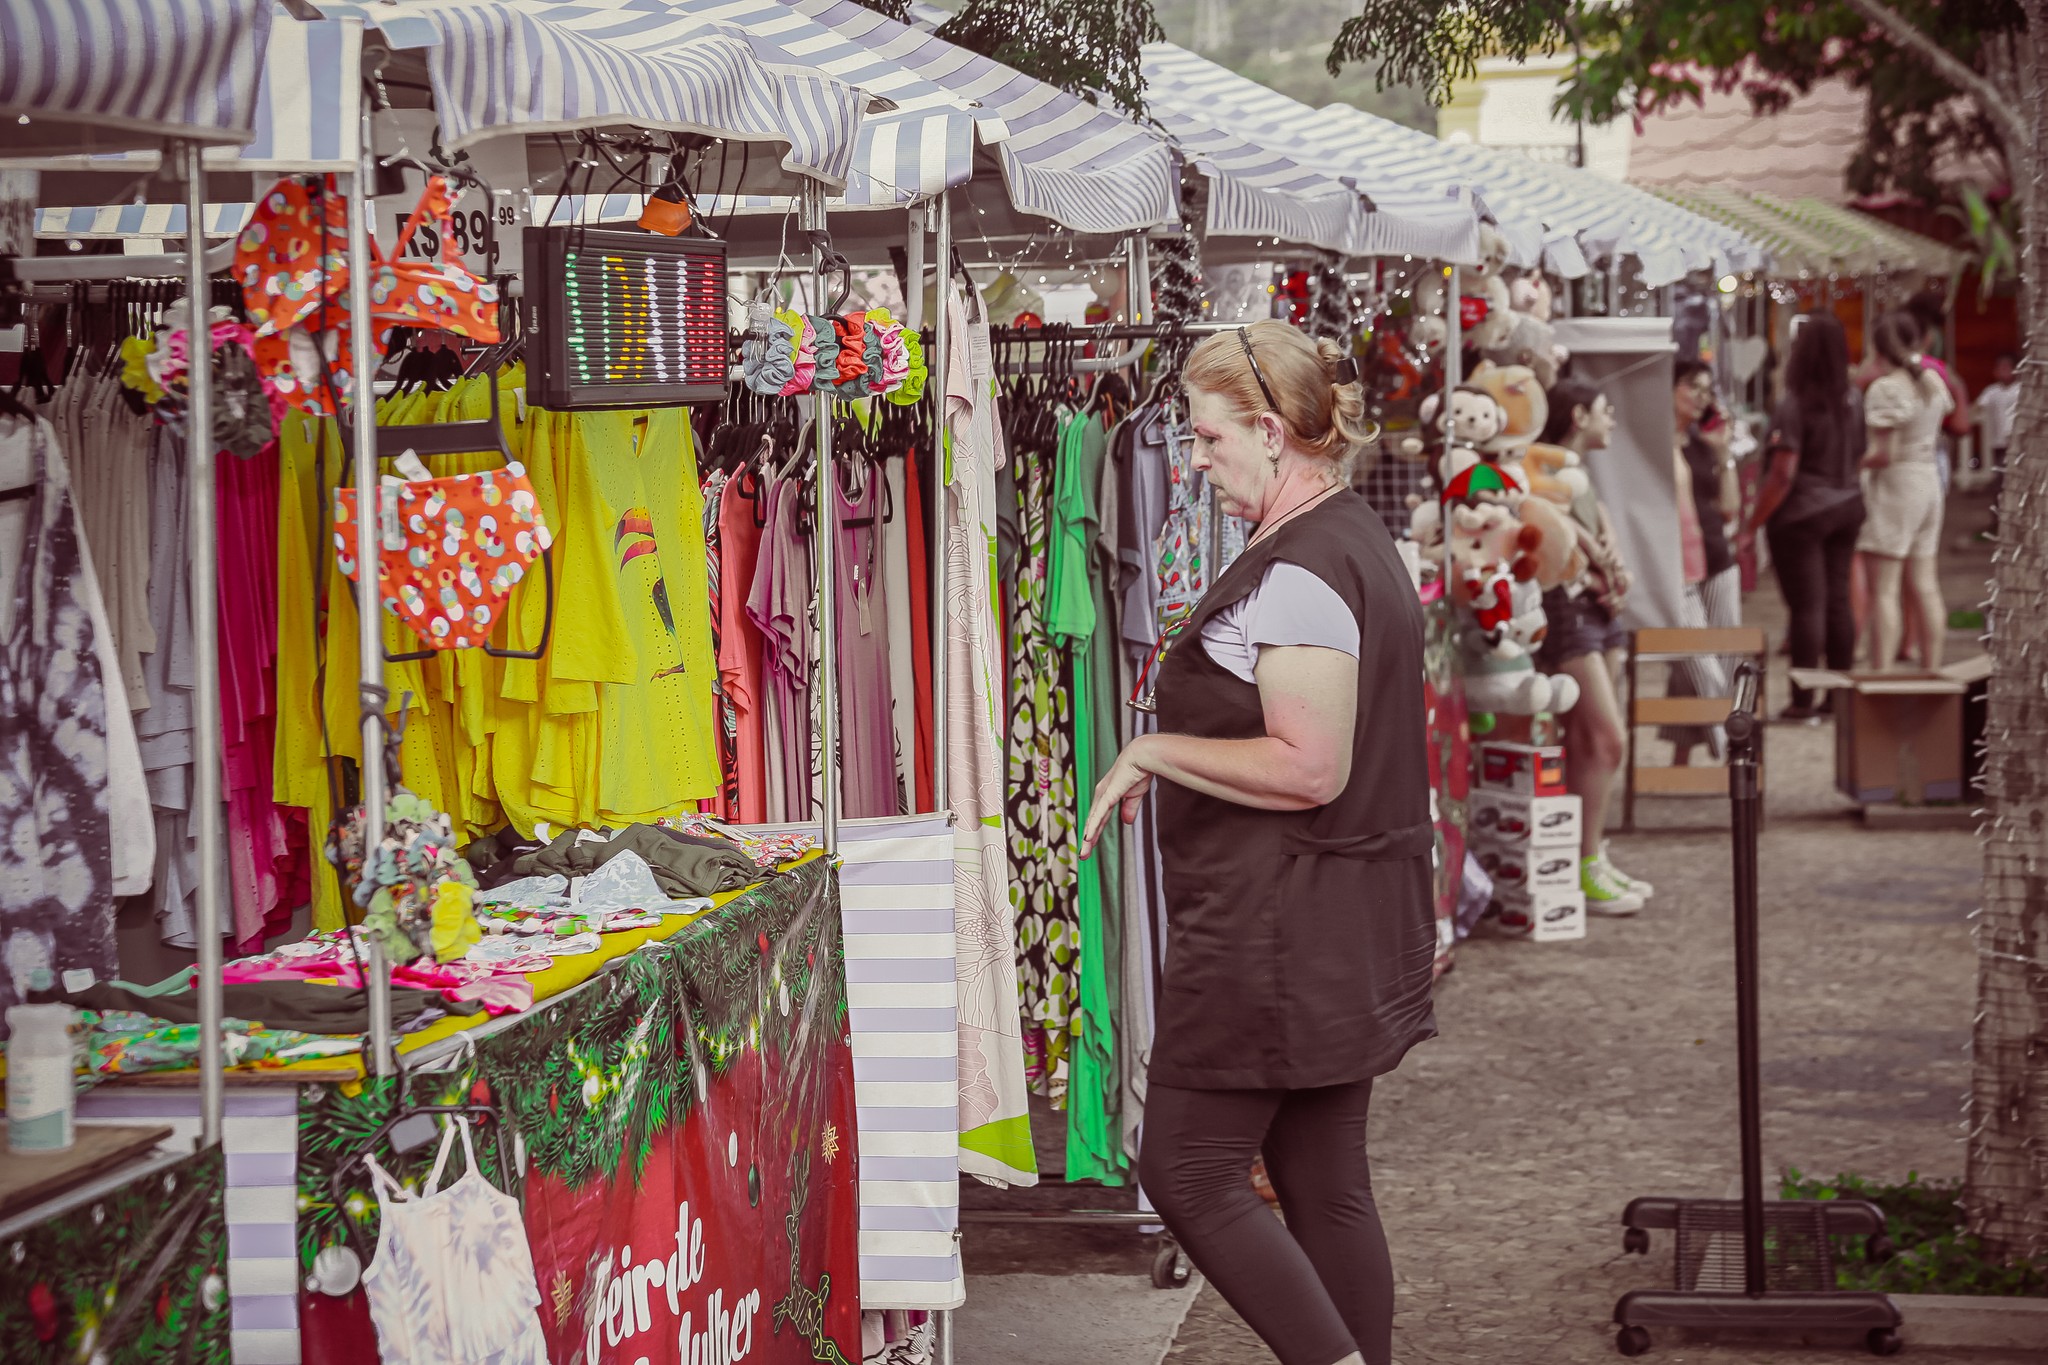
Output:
top-left (1048, 410), bottom-right (1127, 1183)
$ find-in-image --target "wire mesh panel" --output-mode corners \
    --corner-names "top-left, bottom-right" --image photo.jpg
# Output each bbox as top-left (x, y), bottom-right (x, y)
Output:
top-left (1674, 1200), bottom-right (1837, 1293)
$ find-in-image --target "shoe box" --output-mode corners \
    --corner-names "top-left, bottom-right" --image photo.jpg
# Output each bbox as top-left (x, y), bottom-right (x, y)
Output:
top-left (1474, 842), bottom-right (1578, 896)
top-left (1475, 741), bottom-right (1567, 797)
top-left (1489, 884), bottom-right (1587, 942)
top-left (1469, 791), bottom-right (1581, 850)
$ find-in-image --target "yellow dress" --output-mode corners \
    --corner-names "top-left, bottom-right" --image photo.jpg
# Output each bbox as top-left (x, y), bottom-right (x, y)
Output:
top-left (549, 408), bottom-right (719, 823)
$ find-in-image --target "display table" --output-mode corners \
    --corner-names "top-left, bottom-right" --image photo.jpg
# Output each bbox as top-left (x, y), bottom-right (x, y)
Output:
top-left (61, 853), bottom-right (861, 1365)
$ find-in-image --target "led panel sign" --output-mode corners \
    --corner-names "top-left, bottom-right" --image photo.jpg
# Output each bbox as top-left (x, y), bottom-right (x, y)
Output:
top-left (525, 227), bottom-right (728, 409)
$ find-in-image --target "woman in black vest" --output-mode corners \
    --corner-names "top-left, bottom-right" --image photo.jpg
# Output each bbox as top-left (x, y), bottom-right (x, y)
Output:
top-left (1081, 321), bottom-right (1436, 1365)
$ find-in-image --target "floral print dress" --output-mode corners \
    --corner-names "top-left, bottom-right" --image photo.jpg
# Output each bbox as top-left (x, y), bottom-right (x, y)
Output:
top-left (1005, 425), bottom-right (1080, 1104)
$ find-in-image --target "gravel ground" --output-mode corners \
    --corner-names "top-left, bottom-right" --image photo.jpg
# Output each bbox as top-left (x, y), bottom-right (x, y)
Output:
top-left (965, 492), bottom-right (2041, 1363)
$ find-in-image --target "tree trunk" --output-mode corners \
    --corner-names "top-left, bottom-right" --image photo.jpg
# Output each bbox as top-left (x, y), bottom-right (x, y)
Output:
top-left (1964, 0), bottom-right (2048, 1267)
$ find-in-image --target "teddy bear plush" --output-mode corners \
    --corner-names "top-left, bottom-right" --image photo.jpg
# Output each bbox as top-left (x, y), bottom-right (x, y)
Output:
top-left (1444, 501), bottom-right (1582, 718)
top-left (1484, 311), bottom-right (1561, 388)
top-left (1399, 382), bottom-right (1506, 468)
top-left (1457, 225), bottom-right (1517, 353)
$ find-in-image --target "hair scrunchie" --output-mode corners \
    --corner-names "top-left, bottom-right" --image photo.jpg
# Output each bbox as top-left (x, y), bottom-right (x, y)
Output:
top-left (780, 312), bottom-right (818, 397)
top-left (809, 314), bottom-right (841, 395)
top-left (743, 314), bottom-right (798, 396)
top-left (888, 328), bottom-right (928, 407)
top-left (873, 319), bottom-right (911, 396)
top-left (830, 313), bottom-right (870, 395)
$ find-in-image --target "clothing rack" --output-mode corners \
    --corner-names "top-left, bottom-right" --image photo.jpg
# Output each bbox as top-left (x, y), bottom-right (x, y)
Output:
top-left (0, 146), bottom-right (231, 1148)
top-left (954, 235), bottom-right (1196, 1293)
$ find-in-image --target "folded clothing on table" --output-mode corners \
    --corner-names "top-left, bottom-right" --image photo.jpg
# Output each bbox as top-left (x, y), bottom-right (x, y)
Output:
top-left (64, 979), bottom-right (468, 1036)
top-left (505, 825), bottom-right (759, 898)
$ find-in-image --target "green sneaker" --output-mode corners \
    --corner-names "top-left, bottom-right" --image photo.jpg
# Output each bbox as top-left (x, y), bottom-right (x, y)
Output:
top-left (1583, 855), bottom-right (1645, 916)
top-left (1598, 846), bottom-right (1655, 898)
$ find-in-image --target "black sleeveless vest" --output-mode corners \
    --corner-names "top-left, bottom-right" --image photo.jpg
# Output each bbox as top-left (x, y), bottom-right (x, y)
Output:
top-left (1149, 490), bottom-right (1438, 1090)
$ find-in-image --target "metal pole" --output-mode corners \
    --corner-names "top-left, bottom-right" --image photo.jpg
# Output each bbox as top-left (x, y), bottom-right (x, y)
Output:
top-left (934, 1303), bottom-right (955, 1365)
top-left (904, 201), bottom-right (926, 335)
top-left (1444, 263), bottom-right (1463, 393)
top-left (347, 111), bottom-right (393, 1076)
top-left (805, 180), bottom-right (839, 853)
top-left (930, 192), bottom-right (951, 817)
top-left (1129, 234), bottom-right (1151, 328)
top-left (1726, 662), bottom-right (1766, 1297)
top-left (184, 141), bottom-right (225, 1148)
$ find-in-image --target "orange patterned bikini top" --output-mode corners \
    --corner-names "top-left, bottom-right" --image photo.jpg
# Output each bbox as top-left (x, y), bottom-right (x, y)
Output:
top-left (235, 174), bottom-right (502, 415)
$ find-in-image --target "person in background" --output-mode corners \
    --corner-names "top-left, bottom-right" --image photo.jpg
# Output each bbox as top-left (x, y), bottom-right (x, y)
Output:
top-left (1534, 378), bottom-right (1652, 914)
top-left (1742, 312), bottom-right (1865, 720)
top-left (1665, 359), bottom-right (1742, 766)
top-left (1858, 309), bottom-right (1954, 672)
top-left (1976, 351), bottom-right (2019, 537)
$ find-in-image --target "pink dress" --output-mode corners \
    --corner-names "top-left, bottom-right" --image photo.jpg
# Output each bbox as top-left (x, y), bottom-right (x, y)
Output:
top-left (718, 463), bottom-right (768, 824)
top-left (217, 444), bottom-right (306, 950)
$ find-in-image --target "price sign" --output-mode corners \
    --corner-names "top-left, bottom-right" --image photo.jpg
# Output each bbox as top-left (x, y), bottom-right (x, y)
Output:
top-left (525, 227), bottom-right (730, 409)
top-left (371, 108), bottom-right (527, 279)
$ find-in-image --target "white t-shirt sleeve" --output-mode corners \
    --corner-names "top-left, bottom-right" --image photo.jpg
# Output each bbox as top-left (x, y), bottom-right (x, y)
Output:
top-left (1199, 560), bottom-right (1361, 683)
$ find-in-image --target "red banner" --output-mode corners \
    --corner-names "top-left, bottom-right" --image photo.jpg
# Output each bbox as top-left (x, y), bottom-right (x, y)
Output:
top-left (522, 1042), bottom-right (860, 1365)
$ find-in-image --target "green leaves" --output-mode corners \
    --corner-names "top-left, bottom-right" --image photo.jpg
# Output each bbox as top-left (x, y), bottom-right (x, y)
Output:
top-left (1780, 1168), bottom-right (2048, 1297)
top-left (1322, 0), bottom-right (2026, 204)
top-left (1940, 184), bottom-right (2021, 303)
top-left (937, 0), bottom-right (1165, 117)
top-left (1325, 0), bottom-right (1572, 105)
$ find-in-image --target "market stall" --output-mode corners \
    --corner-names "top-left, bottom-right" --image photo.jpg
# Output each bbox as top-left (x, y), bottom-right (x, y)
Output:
top-left (4, 3), bottom-right (938, 1362)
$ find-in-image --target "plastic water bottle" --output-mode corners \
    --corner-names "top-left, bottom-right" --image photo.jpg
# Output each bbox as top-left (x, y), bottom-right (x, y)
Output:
top-left (6, 970), bottom-right (77, 1153)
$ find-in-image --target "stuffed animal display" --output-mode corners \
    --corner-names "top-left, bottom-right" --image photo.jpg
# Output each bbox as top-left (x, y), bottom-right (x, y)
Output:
top-left (1406, 360), bottom-right (1582, 720)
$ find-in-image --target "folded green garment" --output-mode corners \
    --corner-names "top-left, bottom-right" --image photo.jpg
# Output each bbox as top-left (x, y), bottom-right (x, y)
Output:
top-left (61, 981), bottom-right (474, 1036)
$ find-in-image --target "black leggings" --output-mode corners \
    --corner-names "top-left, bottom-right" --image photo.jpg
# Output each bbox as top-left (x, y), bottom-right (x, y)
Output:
top-left (1140, 1078), bottom-right (1391, 1365)
top-left (1766, 498), bottom-right (1864, 708)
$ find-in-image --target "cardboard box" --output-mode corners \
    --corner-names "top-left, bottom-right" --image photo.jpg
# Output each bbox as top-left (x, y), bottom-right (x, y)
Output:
top-left (1476, 741), bottom-right (1567, 796)
top-left (1470, 791), bottom-right (1581, 849)
top-left (1473, 841), bottom-right (1578, 896)
top-left (1491, 885), bottom-right (1587, 942)
top-left (1793, 657), bottom-right (1991, 806)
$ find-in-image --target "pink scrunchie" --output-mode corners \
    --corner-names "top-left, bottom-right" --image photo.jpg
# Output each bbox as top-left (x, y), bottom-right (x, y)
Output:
top-left (781, 314), bottom-right (818, 397)
top-left (874, 321), bottom-right (911, 393)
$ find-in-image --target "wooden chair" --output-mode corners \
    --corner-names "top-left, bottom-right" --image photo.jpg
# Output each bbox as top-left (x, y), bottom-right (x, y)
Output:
top-left (1621, 626), bottom-right (1769, 831)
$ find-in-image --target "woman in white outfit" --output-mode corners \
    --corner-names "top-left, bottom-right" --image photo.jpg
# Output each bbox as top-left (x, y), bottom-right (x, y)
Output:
top-left (1858, 310), bottom-right (1954, 671)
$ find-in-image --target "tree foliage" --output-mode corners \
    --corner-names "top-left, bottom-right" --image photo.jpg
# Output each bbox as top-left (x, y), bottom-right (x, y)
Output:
top-left (937, 0), bottom-right (1164, 116)
top-left (1153, 0), bottom-right (1437, 131)
top-left (1325, 0), bottom-right (2028, 203)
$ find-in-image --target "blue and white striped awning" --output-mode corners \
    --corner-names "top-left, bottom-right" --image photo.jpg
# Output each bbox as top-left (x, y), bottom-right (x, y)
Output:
top-left (0, 0), bottom-right (274, 156)
top-left (36, 202), bottom-right (254, 240)
top-left (515, 0), bottom-right (982, 206)
top-left (2, 10), bottom-right (363, 173)
top-left (1140, 44), bottom-right (1482, 263)
top-left (1148, 104), bottom-right (1364, 255)
top-left (318, 0), bottom-right (871, 189)
top-left (874, 0), bottom-right (1179, 235)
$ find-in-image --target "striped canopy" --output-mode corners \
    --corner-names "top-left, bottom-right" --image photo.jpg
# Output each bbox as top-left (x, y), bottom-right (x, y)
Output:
top-left (317, 0), bottom-right (871, 188)
top-left (1153, 106), bottom-right (1364, 255)
top-left (2, 11), bottom-right (363, 174)
top-left (0, 0), bottom-right (274, 156)
top-left (529, 0), bottom-right (1174, 238)
top-left (1668, 189), bottom-right (1956, 279)
top-left (1140, 44), bottom-right (1482, 264)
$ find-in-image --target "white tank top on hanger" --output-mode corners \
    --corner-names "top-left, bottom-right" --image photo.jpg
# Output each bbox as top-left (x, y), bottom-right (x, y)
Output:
top-left (362, 1116), bottom-right (549, 1364)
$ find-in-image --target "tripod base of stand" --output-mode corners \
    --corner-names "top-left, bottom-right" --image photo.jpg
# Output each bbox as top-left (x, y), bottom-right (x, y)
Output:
top-left (1613, 1290), bottom-right (1901, 1356)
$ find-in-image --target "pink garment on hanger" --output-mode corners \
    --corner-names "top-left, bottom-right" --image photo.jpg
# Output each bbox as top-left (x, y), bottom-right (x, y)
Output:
top-left (718, 461), bottom-right (769, 823)
top-left (217, 441), bottom-right (306, 950)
